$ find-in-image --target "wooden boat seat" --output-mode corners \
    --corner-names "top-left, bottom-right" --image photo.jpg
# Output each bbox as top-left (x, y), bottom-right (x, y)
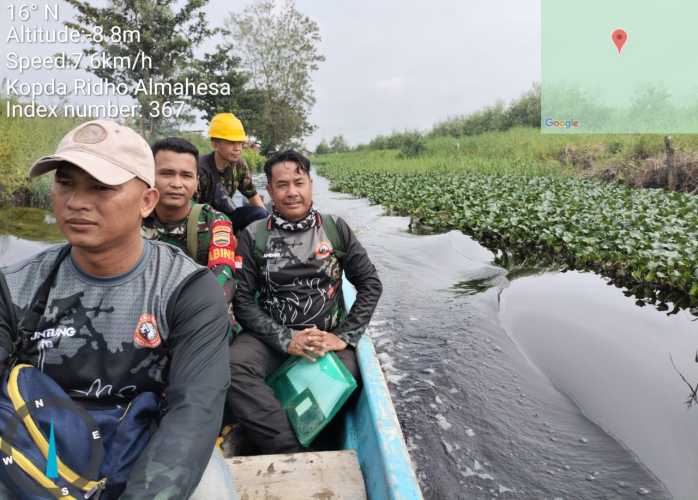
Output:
top-left (226, 450), bottom-right (367, 500)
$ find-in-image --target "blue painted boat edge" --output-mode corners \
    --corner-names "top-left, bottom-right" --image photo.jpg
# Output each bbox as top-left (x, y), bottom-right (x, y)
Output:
top-left (342, 280), bottom-right (423, 500)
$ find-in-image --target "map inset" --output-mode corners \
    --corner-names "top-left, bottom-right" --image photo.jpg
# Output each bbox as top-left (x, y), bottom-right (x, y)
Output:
top-left (542, 0), bottom-right (698, 133)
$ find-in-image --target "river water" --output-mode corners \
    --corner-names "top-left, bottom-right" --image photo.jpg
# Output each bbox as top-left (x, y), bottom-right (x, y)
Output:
top-left (3, 173), bottom-right (698, 499)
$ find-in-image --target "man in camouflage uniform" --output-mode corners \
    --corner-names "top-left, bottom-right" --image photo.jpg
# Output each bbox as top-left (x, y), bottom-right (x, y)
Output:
top-left (142, 137), bottom-right (239, 315)
top-left (196, 113), bottom-right (268, 232)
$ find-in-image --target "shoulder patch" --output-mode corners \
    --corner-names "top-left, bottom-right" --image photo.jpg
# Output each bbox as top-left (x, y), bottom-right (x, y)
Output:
top-left (211, 220), bottom-right (233, 248)
top-left (315, 240), bottom-right (333, 260)
top-left (133, 314), bottom-right (161, 348)
top-left (208, 219), bottom-right (236, 269)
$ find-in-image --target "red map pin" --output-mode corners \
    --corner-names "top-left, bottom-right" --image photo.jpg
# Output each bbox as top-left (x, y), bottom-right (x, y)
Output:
top-left (612, 29), bottom-right (628, 54)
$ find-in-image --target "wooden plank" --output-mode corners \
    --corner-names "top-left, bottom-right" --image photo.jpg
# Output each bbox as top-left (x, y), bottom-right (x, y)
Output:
top-left (227, 450), bottom-right (367, 500)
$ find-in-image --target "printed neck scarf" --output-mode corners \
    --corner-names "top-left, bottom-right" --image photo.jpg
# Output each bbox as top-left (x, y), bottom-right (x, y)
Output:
top-left (271, 205), bottom-right (318, 232)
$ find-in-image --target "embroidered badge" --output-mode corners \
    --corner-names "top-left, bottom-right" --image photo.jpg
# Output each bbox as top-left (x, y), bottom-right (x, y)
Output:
top-left (235, 255), bottom-right (244, 269)
top-left (315, 240), bottom-right (333, 260)
top-left (73, 123), bottom-right (108, 144)
top-left (212, 220), bottom-right (233, 248)
top-left (208, 219), bottom-right (236, 268)
top-left (133, 314), bottom-right (161, 348)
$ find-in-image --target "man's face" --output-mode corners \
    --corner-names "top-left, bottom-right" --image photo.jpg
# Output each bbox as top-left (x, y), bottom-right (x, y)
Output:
top-left (52, 164), bottom-right (158, 251)
top-left (154, 150), bottom-right (198, 211)
top-left (212, 139), bottom-right (244, 163)
top-left (267, 161), bottom-right (313, 221)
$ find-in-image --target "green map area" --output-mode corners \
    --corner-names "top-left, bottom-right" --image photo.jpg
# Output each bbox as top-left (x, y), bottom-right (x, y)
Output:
top-left (542, 0), bottom-right (698, 134)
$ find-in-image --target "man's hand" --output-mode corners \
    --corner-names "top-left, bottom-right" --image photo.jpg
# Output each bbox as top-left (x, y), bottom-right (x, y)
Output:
top-left (287, 328), bottom-right (322, 362)
top-left (304, 327), bottom-right (347, 357)
top-left (248, 193), bottom-right (265, 209)
top-left (287, 327), bottom-right (347, 361)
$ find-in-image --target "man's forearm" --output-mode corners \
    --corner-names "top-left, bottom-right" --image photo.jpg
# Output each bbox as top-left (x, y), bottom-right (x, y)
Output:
top-left (122, 271), bottom-right (230, 499)
top-left (333, 273), bottom-right (383, 346)
top-left (234, 288), bottom-right (294, 352)
top-left (334, 218), bottom-right (383, 346)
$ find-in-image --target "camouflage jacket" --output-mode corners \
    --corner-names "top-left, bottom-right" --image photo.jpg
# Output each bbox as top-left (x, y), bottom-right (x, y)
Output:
top-left (196, 153), bottom-right (257, 215)
top-left (142, 204), bottom-right (241, 335)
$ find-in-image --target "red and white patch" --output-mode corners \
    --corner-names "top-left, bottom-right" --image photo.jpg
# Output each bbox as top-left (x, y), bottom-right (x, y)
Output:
top-left (315, 240), bottom-right (333, 260)
top-left (208, 220), bottom-right (237, 269)
top-left (234, 255), bottom-right (244, 269)
top-left (133, 314), bottom-right (161, 348)
top-left (212, 220), bottom-right (233, 248)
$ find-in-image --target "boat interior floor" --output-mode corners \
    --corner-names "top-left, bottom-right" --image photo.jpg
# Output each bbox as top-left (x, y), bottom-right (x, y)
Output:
top-left (226, 450), bottom-right (367, 500)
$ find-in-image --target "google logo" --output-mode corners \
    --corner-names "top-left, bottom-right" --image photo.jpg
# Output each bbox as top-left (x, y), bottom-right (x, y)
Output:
top-left (544, 118), bottom-right (580, 129)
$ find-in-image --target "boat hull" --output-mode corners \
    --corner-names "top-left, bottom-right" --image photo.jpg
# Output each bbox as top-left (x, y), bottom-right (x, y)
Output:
top-left (341, 281), bottom-right (423, 500)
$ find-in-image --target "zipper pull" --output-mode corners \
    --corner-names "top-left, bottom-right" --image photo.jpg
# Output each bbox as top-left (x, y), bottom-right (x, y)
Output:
top-left (84, 478), bottom-right (107, 499)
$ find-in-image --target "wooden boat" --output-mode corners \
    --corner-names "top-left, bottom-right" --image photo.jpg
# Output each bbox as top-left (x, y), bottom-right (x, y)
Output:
top-left (226, 280), bottom-right (423, 499)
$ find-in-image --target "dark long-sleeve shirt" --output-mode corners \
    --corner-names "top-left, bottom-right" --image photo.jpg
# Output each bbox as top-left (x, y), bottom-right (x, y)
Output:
top-left (0, 241), bottom-right (230, 499)
top-left (234, 214), bottom-right (382, 353)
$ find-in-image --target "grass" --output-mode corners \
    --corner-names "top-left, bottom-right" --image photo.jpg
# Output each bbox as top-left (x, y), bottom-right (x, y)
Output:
top-left (322, 128), bottom-right (698, 178)
top-left (314, 128), bottom-right (698, 313)
top-left (0, 97), bottom-right (81, 207)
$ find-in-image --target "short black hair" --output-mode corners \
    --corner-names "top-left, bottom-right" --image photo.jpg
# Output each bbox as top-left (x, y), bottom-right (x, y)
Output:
top-left (151, 137), bottom-right (199, 163)
top-left (264, 149), bottom-right (311, 182)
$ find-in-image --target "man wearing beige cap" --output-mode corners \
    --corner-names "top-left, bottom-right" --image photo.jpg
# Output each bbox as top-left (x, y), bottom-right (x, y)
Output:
top-left (0, 120), bottom-right (237, 499)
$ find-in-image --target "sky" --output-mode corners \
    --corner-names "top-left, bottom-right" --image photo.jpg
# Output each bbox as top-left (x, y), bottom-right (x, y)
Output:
top-left (1, 0), bottom-right (540, 148)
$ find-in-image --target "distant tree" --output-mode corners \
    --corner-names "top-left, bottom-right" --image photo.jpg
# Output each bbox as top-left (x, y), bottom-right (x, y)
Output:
top-left (429, 83), bottom-right (541, 138)
top-left (184, 42), bottom-right (264, 128)
top-left (225, 0), bottom-right (325, 151)
top-left (504, 83), bottom-right (541, 128)
top-left (315, 140), bottom-right (330, 155)
top-left (628, 84), bottom-right (674, 131)
top-left (397, 133), bottom-right (426, 158)
top-left (329, 135), bottom-right (349, 153)
top-left (64, 0), bottom-right (215, 139)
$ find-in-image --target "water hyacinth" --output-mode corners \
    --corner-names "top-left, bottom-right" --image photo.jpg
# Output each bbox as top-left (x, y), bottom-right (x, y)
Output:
top-left (317, 166), bottom-right (698, 312)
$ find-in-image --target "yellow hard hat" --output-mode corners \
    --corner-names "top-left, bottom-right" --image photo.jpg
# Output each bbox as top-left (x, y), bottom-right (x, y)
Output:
top-left (209, 113), bottom-right (248, 142)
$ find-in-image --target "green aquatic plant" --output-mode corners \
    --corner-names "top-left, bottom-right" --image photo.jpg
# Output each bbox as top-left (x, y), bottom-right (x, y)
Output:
top-left (316, 165), bottom-right (698, 310)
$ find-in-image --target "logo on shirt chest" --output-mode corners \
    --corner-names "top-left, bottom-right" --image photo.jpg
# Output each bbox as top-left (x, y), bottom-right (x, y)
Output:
top-left (315, 240), bottom-right (334, 260)
top-left (133, 314), bottom-right (161, 348)
top-left (31, 326), bottom-right (77, 351)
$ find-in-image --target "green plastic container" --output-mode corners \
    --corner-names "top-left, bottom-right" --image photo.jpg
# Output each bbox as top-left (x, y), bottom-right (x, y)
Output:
top-left (266, 351), bottom-right (358, 447)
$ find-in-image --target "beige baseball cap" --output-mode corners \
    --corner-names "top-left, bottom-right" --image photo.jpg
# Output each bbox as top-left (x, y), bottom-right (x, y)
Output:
top-left (29, 120), bottom-right (155, 187)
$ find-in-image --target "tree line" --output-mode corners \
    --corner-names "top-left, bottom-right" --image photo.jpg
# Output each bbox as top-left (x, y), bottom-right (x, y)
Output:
top-left (315, 83), bottom-right (540, 156)
top-left (65, 0), bottom-right (324, 152)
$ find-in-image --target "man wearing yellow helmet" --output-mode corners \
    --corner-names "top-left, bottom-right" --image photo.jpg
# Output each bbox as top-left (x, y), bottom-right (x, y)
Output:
top-left (197, 113), bottom-right (268, 232)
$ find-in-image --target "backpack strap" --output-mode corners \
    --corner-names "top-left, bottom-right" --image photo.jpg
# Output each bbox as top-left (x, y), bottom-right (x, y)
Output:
top-left (320, 213), bottom-right (345, 260)
top-left (186, 203), bottom-right (205, 260)
top-left (253, 217), bottom-right (272, 269)
top-left (15, 245), bottom-right (72, 361)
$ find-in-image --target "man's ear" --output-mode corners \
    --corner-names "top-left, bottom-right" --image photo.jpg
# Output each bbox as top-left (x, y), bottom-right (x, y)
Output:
top-left (141, 187), bottom-right (160, 218)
